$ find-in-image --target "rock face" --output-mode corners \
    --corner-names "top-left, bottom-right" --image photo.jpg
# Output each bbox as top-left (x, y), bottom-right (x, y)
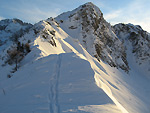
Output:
top-left (113, 23), bottom-right (150, 73)
top-left (55, 2), bottom-right (129, 72)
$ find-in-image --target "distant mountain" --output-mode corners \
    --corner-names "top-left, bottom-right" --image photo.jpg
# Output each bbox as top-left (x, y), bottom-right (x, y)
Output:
top-left (0, 18), bottom-right (32, 57)
top-left (0, 2), bottom-right (150, 113)
top-left (0, 18), bottom-right (32, 42)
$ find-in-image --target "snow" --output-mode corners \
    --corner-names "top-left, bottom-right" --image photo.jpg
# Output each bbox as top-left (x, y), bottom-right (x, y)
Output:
top-left (0, 3), bottom-right (150, 113)
top-left (1, 27), bottom-right (149, 112)
top-left (0, 53), bottom-right (120, 113)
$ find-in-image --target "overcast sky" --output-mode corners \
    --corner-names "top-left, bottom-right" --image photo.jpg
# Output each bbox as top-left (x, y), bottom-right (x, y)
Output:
top-left (0, 0), bottom-right (150, 32)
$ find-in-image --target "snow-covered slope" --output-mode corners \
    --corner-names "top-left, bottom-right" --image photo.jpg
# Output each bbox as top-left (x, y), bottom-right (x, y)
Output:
top-left (0, 2), bottom-right (150, 113)
top-left (0, 53), bottom-right (122, 113)
top-left (0, 18), bottom-right (123, 113)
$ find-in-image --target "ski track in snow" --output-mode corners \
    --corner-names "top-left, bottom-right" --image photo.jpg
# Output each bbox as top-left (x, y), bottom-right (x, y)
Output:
top-left (49, 54), bottom-right (62, 113)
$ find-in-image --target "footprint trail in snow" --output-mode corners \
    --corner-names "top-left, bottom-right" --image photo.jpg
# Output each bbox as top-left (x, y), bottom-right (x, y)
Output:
top-left (49, 54), bottom-right (62, 113)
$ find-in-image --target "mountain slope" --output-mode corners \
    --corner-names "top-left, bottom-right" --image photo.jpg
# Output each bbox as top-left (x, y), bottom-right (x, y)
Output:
top-left (0, 18), bottom-right (122, 113)
top-left (0, 2), bottom-right (150, 113)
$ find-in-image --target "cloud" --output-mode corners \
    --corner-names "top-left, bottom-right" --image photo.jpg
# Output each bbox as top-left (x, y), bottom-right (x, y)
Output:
top-left (0, 16), bottom-right (5, 20)
top-left (4, 6), bottom-right (60, 24)
top-left (19, 7), bottom-right (59, 23)
top-left (0, 0), bottom-right (62, 24)
top-left (104, 0), bottom-right (150, 32)
top-left (104, 10), bottom-right (122, 20)
top-left (126, 18), bottom-right (150, 33)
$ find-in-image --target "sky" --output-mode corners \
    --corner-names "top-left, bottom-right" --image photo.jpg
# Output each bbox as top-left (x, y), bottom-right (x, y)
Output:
top-left (0, 0), bottom-right (150, 32)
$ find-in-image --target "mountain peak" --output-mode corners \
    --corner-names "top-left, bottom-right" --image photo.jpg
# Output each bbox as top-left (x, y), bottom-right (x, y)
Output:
top-left (82, 2), bottom-right (94, 6)
top-left (55, 3), bottom-right (129, 72)
top-left (80, 2), bottom-right (103, 15)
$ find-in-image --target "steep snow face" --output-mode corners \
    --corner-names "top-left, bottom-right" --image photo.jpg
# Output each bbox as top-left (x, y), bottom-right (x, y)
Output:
top-left (31, 17), bottom-right (74, 56)
top-left (55, 2), bottom-right (129, 72)
top-left (113, 23), bottom-right (150, 77)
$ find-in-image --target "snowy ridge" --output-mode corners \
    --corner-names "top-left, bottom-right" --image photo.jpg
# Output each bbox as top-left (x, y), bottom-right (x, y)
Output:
top-left (0, 2), bottom-right (150, 113)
